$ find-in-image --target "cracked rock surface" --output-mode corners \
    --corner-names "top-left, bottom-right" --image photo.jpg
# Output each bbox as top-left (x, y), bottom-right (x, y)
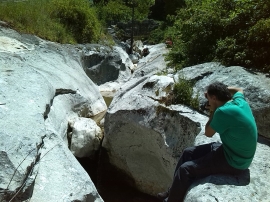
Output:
top-left (0, 25), bottom-right (106, 201)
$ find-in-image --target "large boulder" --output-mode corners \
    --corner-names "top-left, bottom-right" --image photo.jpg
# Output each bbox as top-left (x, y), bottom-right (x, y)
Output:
top-left (0, 26), bottom-right (105, 201)
top-left (103, 75), bottom-right (207, 195)
top-left (81, 45), bottom-right (133, 93)
top-left (177, 62), bottom-right (270, 139)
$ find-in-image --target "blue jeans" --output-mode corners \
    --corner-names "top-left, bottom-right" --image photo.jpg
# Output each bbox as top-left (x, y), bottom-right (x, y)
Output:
top-left (165, 142), bottom-right (244, 202)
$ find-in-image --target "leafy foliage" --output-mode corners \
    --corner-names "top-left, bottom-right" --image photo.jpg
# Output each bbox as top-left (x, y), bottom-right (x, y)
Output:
top-left (148, 15), bottom-right (176, 44)
top-left (172, 77), bottom-right (199, 109)
top-left (166, 0), bottom-right (270, 73)
top-left (94, 0), bottom-right (131, 25)
top-left (94, 0), bottom-right (154, 25)
top-left (0, 0), bottom-right (102, 44)
top-left (148, 21), bottom-right (167, 44)
top-left (51, 0), bottom-right (101, 43)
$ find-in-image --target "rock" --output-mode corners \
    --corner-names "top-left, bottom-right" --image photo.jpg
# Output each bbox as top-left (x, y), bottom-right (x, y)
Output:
top-left (0, 25), bottom-right (105, 201)
top-left (31, 134), bottom-right (103, 202)
top-left (177, 62), bottom-right (270, 139)
top-left (0, 151), bottom-right (26, 199)
top-left (82, 45), bottom-right (133, 95)
top-left (69, 117), bottom-right (102, 158)
top-left (142, 47), bottom-right (150, 57)
top-left (129, 53), bottom-right (140, 64)
top-left (132, 43), bottom-right (169, 78)
top-left (146, 75), bottom-right (174, 98)
top-left (118, 41), bottom-right (130, 54)
top-left (82, 45), bottom-right (133, 86)
top-left (187, 131), bottom-right (270, 202)
top-left (99, 118), bottom-right (105, 128)
top-left (132, 40), bottom-right (144, 56)
top-left (98, 81), bottom-right (120, 94)
top-left (103, 75), bottom-right (205, 195)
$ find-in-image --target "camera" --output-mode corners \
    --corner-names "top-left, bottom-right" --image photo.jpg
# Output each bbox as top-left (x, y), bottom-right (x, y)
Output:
top-left (200, 101), bottom-right (209, 111)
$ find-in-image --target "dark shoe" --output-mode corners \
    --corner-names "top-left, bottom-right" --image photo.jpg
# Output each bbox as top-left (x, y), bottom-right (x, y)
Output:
top-left (157, 191), bottom-right (169, 201)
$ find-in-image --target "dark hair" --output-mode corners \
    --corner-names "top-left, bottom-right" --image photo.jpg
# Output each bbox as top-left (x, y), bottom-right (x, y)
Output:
top-left (206, 81), bottom-right (231, 102)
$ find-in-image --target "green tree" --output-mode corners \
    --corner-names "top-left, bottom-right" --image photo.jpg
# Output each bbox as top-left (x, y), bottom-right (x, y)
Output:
top-left (94, 0), bottom-right (154, 25)
top-left (166, 0), bottom-right (270, 73)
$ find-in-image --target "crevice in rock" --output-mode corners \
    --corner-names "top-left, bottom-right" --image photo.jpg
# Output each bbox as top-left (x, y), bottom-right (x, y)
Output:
top-left (55, 88), bottom-right (76, 96)
top-left (67, 123), bottom-right (73, 149)
top-left (190, 71), bottom-right (213, 82)
top-left (1, 135), bottom-right (45, 202)
top-left (43, 88), bottom-right (77, 120)
top-left (73, 119), bottom-right (160, 201)
top-left (78, 147), bottom-right (160, 202)
top-left (70, 93), bottom-right (159, 201)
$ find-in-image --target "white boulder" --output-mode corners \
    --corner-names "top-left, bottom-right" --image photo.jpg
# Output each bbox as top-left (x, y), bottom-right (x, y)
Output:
top-left (69, 117), bottom-right (102, 158)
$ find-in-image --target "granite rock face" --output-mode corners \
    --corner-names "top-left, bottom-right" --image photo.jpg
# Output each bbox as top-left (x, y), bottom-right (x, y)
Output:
top-left (82, 45), bottom-right (133, 93)
top-left (0, 26), bottom-right (105, 202)
top-left (103, 75), bottom-right (207, 195)
top-left (132, 43), bottom-right (169, 78)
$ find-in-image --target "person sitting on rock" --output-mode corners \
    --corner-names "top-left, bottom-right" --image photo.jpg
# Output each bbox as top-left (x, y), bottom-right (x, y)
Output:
top-left (157, 81), bottom-right (258, 202)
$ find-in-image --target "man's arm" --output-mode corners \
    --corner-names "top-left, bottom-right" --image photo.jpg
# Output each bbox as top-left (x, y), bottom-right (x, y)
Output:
top-left (227, 86), bottom-right (243, 95)
top-left (205, 111), bottom-right (216, 137)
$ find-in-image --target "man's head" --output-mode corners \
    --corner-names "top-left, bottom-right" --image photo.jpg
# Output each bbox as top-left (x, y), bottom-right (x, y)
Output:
top-left (205, 81), bottom-right (231, 103)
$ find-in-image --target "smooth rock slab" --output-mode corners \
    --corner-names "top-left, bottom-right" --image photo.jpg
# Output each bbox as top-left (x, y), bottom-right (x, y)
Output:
top-left (186, 134), bottom-right (270, 202)
top-left (0, 25), bottom-right (105, 201)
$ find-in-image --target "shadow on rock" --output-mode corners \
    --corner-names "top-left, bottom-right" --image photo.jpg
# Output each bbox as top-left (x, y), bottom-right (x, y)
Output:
top-left (189, 168), bottom-right (250, 192)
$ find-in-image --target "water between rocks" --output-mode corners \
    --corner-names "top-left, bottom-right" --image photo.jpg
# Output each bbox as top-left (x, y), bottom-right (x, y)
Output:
top-left (76, 94), bottom-right (160, 202)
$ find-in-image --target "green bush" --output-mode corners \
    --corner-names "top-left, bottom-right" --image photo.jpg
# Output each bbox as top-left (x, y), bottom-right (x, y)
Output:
top-left (0, 0), bottom-right (102, 44)
top-left (148, 21), bottom-right (166, 44)
top-left (94, 0), bottom-right (131, 25)
top-left (166, 0), bottom-right (270, 73)
top-left (51, 0), bottom-right (102, 43)
top-left (147, 15), bottom-right (177, 45)
top-left (172, 77), bottom-right (199, 109)
top-left (247, 18), bottom-right (270, 72)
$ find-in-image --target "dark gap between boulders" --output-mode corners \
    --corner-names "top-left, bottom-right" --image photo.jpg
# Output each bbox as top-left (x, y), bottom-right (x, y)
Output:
top-left (76, 93), bottom-right (160, 201)
top-left (77, 147), bottom-right (160, 202)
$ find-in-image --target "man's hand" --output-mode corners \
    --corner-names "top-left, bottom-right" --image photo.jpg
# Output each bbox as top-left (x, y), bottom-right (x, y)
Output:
top-left (227, 87), bottom-right (243, 95)
top-left (205, 111), bottom-right (216, 137)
